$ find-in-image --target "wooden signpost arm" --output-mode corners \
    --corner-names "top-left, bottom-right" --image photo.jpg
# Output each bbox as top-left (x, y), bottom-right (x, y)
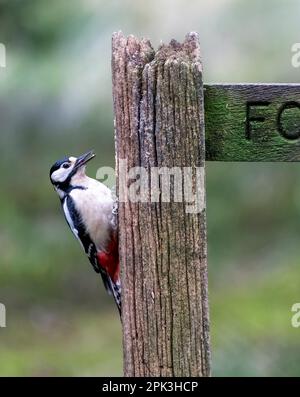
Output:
top-left (205, 84), bottom-right (300, 161)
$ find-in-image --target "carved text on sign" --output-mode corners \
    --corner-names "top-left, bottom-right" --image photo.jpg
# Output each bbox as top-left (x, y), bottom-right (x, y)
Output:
top-left (246, 101), bottom-right (300, 141)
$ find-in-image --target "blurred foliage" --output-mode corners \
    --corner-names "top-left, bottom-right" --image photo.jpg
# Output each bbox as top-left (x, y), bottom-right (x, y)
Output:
top-left (0, 0), bottom-right (300, 376)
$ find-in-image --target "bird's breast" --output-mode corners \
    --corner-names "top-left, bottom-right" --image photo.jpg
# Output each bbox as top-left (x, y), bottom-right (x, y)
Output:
top-left (70, 187), bottom-right (114, 251)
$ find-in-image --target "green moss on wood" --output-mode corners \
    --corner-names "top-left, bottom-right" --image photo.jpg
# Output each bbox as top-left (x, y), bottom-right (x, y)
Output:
top-left (205, 84), bottom-right (300, 161)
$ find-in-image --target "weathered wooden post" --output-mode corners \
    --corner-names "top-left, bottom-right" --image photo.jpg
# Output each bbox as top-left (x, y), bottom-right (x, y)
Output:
top-left (112, 32), bottom-right (210, 376)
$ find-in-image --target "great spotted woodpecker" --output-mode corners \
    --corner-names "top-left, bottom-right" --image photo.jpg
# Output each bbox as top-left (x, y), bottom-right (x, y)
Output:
top-left (49, 150), bottom-right (120, 314)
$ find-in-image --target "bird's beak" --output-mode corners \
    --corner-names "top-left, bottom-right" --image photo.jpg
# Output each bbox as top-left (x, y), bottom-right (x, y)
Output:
top-left (75, 150), bottom-right (95, 169)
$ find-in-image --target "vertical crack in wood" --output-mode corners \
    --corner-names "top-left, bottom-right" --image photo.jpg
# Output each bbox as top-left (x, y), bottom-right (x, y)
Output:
top-left (112, 31), bottom-right (211, 377)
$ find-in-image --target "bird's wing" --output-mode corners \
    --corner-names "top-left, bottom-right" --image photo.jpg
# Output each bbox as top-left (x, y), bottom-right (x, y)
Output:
top-left (63, 195), bottom-right (121, 313)
top-left (62, 195), bottom-right (100, 274)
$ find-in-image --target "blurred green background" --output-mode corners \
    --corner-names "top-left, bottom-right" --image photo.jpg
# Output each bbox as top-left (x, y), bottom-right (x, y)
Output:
top-left (0, 0), bottom-right (300, 376)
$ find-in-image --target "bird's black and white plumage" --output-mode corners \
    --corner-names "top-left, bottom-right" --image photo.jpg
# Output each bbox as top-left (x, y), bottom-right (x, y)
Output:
top-left (49, 151), bottom-right (121, 314)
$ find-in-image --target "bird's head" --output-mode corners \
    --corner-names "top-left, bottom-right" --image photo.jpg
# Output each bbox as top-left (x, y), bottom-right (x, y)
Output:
top-left (50, 150), bottom-right (95, 197)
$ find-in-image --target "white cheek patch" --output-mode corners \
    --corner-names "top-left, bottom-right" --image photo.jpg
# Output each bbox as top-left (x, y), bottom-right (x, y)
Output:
top-left (51, 168), bottom-right (69, 183)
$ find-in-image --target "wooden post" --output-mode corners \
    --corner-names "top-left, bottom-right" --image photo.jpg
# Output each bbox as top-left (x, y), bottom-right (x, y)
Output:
top-left (112, 32), bottom-right (210, 377)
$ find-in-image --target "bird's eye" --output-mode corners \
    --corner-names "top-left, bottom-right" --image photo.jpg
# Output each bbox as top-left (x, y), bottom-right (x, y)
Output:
top-left (62, 163), bottom-right (70, 169)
